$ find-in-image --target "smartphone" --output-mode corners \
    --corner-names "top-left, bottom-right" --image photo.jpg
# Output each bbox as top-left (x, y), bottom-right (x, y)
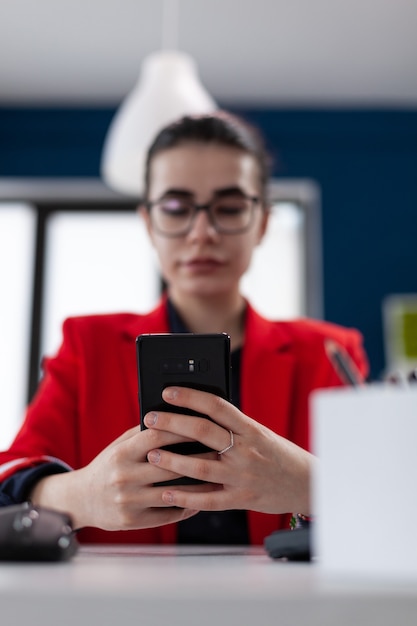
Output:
top-left (136, 333), bottom-right (231, 484)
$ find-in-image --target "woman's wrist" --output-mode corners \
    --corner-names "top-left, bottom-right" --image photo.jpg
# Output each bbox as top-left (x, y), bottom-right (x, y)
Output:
top-left (29, 469), bottom-right (86, 530)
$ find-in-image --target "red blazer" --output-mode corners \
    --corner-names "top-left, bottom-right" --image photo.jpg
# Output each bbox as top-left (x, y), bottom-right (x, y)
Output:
top-left (0, 299), bottom-right (368, 545)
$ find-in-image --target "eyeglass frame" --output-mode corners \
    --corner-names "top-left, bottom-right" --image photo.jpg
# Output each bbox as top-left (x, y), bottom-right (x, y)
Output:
top-left (145, 191), bottom-right (262, 237)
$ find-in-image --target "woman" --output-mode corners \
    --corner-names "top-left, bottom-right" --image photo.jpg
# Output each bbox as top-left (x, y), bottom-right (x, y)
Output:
top-left (0, 112), bottom-right (368, 545)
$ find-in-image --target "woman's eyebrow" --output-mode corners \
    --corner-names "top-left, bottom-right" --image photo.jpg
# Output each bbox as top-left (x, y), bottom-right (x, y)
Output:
top-left (159, 188), bottom-right (194, 199)
top-left (213, 186), bottom-right (247, 198)
top-left (158, 186), bottom-right (247, 201)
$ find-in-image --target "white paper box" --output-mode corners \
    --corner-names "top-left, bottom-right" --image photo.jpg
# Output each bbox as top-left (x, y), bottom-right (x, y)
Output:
top-left (311, 384), bottom-right (417, 578)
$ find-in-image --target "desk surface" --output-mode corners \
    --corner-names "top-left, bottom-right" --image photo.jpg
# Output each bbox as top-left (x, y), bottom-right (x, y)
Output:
top-left (1, 545), bottom-right (416, 626)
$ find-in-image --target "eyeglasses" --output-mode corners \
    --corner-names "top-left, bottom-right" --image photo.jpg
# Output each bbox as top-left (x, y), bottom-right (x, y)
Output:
top-left (146, 192), bottom-right (260, 237)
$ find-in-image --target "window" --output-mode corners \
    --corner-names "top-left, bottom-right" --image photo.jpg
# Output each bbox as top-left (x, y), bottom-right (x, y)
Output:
top-left (42, 210), bottom-right (159, 360)
top-left (0, 202), bottom-right (36, 447)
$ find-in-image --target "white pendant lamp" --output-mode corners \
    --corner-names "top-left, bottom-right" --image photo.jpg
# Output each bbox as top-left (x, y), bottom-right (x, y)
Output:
top-left (101, 2), bottom-right (217, 197)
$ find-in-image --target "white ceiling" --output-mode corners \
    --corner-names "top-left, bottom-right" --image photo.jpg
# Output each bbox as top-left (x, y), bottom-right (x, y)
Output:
top-left (1, 0), bottom-right (416, 107)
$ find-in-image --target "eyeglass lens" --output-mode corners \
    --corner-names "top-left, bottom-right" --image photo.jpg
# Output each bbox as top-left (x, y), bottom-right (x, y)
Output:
top-left (151, 194), bottom-right (255, 235)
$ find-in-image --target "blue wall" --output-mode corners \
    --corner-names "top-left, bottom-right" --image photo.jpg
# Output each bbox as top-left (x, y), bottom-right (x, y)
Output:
top-left (1, 106), bottom-right (416, 378)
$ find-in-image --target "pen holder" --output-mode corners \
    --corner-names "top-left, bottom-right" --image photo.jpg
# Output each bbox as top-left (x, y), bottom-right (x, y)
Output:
top-left (311, 384), bottom-right (417, 578)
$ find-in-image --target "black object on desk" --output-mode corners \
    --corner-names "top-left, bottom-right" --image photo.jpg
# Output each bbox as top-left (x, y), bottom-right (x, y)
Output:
top-left (264, 527), bottom-right (311, 561)
top-left (0, 502), bottom-right (78, 562)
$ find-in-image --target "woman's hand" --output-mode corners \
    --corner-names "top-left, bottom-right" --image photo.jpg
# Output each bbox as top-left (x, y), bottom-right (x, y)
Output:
top-left (30, 424), bottom-right (200, 531)
top-left (144, 386), bottom-right (315, 516)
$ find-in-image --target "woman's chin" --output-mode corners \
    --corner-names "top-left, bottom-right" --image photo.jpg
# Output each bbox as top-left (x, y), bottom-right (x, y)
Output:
top-left (176, 281), bottom-right (236, 300)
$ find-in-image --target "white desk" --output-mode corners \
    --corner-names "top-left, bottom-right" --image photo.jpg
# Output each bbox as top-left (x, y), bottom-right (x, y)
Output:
top-left (1, 545), bottom-right (416, 626)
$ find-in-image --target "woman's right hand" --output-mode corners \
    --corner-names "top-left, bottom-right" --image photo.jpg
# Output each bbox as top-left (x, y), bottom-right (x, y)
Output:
top-left (29, 424), bottom-right (200, 531)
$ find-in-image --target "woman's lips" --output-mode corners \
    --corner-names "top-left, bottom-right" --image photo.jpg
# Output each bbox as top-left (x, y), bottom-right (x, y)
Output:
top-left (182, 257), bottom-right (225, 272)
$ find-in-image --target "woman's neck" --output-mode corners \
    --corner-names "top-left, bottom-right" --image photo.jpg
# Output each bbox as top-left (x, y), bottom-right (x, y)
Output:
top-left (168, 290), bottom-right (246, 351)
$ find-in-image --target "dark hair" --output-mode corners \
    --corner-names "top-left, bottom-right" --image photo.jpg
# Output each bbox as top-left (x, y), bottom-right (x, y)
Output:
top-left (144, 111), bottom-right (271, 203)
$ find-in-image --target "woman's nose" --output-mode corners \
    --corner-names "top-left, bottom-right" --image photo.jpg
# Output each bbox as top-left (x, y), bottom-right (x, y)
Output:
top-left (187, 209), bottom-right (218, 241)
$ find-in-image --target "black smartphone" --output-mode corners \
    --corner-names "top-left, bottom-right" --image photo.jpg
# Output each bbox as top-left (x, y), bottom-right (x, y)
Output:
top-left (136, 333), bottom-right (231, 484)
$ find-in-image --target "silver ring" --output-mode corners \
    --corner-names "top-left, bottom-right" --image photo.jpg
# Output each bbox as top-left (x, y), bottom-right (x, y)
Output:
top-left (217, 430), bottom-right (234, 455)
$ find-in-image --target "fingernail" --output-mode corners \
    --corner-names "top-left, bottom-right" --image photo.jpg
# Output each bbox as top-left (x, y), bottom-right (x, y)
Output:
top-left (162, 491), bottom-right (174, 504)
top-left (145, 412), bottom-right (158, 426)
top-left (148, 450), bottom-right (161, 464)
top-left (163, 387), bottom-right (178, 400)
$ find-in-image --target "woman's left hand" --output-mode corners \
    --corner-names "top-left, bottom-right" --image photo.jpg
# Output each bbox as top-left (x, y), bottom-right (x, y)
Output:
top-left (143, 386), bottom-right (315, 516)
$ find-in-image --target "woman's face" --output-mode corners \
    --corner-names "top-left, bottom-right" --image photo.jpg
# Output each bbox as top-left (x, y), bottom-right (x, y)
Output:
top-left (142, 141), bottom-right (269, 301)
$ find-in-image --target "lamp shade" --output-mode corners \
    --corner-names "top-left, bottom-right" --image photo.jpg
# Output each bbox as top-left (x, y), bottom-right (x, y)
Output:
top-left (101, 50), bottom-right (217, 197)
